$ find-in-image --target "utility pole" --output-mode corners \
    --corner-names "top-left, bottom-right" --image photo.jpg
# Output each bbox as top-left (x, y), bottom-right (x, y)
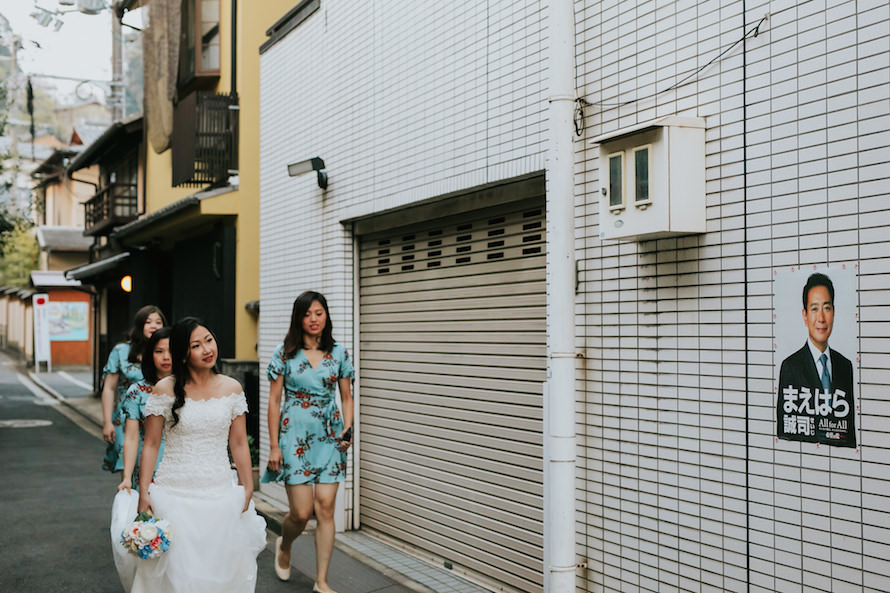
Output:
top-left (110, 6), bottom-right (123, 121)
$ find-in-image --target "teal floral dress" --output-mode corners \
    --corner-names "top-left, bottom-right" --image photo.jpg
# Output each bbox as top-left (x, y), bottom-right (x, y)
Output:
top-left (120, 381), bottom-right (165, 486)
top-left (102, 343), bottom-right (144, 472)
top-left (264, 342), bottom-right (354, 485)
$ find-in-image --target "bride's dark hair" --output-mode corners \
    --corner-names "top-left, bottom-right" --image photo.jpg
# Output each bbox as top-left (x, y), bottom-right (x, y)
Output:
top-left (169, 317), bottom-right (219, 426)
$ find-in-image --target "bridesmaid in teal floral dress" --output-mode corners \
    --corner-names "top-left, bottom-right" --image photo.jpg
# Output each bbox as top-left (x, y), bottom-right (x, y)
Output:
top-left (116, 326), bottom-right (172, 491)
top-left (265, 291), bottom-right (353, 593)
top-left (101, 305), bottom-right (166, 472)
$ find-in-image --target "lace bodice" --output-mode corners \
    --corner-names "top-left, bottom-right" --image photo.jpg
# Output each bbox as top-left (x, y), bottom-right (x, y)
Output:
top-left (145, 392), bottom-right (248, 496)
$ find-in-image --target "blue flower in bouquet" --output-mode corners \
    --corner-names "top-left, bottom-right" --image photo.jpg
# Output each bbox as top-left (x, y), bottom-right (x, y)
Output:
top-left (120, 511), bottom-right (173, 559)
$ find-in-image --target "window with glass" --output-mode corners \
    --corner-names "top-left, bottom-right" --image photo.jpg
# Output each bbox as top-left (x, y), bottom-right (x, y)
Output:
top-left (179, 0), bottom-right (220, 88)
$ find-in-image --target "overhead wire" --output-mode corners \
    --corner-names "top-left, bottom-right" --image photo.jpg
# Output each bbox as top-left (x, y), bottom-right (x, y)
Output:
top-left (574, 13), bottom-right (770, 136)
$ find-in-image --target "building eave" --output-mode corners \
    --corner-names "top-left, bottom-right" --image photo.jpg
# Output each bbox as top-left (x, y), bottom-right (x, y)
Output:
top-left (65, 252), bottom-right (130, 281)
top-left (110, 185), bottom-right (238, 245)
top-left (67, 115), bottom-right (143, 175)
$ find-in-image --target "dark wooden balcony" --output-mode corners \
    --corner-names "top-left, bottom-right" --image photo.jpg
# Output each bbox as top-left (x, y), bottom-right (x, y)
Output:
top-left (172, 91), bottom-right (239, 188)
top-left (83, 183), bottom-right (138, 236)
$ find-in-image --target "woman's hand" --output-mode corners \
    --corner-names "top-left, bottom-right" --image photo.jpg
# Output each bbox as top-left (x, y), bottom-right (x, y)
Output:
top-left (242, 488), bottom-right (252, 513)
top-left (338, 427), bottom-right (353, 451)
top-left (117, 477), bottom-right (132, 492)
top-left (100, 372), bottom-right (119, 443)
top-left (137, 491), bottom-right (153, 514)
top-left (103, 421), bottom-right (116, 444)
top-left (337, 377), bottom-right (354, 452)
top-left (267, 446), bottom-right (282, 471)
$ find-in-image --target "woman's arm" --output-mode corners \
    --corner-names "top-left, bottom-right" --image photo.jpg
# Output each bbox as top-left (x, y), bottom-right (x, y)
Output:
top-left (229, 414), bottom-right (253, 511)
top-left (137, 414), bottom-right (163, 513)
top-left (266, 374), bottom-right (284, 470)
top-left (338, 377), bottom-right (354, 448)
top-left (101, 372), bottom-right (120, 443)
top-left (117, 419), bottom-right (140, 491)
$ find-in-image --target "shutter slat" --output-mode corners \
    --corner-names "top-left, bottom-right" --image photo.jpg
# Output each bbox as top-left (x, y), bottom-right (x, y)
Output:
top-left (359, 340), bottom-right (543, 356)
top-left (362, 299), bottom-right (545, 317)
top-left (359, 330), bottom-right (544, 344)
top-left (359, 350), bottom-right (546, 371)
top-left (360, 281), bottom-right (546, 306)
top-left (360, 376), bottom-right (542, 406)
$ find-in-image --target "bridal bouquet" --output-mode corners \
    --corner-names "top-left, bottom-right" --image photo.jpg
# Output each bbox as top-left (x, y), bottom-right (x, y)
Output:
top-left (120, 511), bottom-right (173, 559)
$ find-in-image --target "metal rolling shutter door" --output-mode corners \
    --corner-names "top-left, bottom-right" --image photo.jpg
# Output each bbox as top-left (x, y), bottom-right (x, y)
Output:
top-left (358, 197), bottom-right (546, 593)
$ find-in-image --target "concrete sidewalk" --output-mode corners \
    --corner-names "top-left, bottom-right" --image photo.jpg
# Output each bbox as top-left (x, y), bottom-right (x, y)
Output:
top-left (23, 363), bottom-right (490, 593)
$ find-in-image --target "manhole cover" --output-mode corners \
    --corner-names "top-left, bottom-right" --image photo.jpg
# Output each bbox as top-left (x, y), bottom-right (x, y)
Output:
top-left (0, 419), bottom-right (53, 428)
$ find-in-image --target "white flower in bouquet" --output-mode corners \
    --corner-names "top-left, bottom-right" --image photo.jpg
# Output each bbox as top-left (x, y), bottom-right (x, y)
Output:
top-left (121, 512), bottom-right (173, 559)
top-left (137, 523), bottom-right (158, 543)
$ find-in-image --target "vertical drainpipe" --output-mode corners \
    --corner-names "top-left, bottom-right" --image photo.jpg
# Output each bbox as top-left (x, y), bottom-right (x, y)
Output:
top-left (230, 0), bottom-right (237, 95)
top-left (545, 0), bottom-right (577, 592)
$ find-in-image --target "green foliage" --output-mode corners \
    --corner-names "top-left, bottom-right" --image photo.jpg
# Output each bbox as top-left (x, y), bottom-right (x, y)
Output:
top-left (229, 434), bottom-right (261, 467)
top-left (0, 204), bottom-right (26, 249)
top-left (0, 218), bottom-right (38, 289)
top-left (0, 79), bottom-right (8, 178)
top-left (0, 209), bottom-right (14, 239)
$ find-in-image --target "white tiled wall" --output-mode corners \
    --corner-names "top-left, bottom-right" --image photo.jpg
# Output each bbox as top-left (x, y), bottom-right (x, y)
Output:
top-left (260, 0), bottom-right (889, 590)
top-left (258, 0), bottom-right (547, 523)
top-left (577, 1), bottom-right (890, 592)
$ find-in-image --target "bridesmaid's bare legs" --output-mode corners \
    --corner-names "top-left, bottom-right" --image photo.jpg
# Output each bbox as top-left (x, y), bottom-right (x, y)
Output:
top-left (280, 484), bottom-right (314, 570)
top-left (313, 483), bottom-right (340, 593)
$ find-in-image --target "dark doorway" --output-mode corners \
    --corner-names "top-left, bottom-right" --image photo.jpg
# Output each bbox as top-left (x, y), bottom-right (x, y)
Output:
top-left (169, 225), bottom-right (236, 357)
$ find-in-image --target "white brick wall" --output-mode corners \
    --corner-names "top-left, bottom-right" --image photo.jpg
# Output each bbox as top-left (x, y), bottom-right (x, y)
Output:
top-left (577, 1), bottom-right (890, 592)
top-left (259, 0), bottom-right (547, 527)
top-left (260, 0), bottom-right (890, 590)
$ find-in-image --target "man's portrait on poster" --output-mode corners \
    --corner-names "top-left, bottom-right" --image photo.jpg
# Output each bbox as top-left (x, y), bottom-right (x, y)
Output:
top-left (776, 270), bottom-right (857, 448)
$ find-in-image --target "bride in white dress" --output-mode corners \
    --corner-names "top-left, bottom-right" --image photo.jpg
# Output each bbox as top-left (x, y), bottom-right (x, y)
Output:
top-left (131, 317), bottom-right (266, 592)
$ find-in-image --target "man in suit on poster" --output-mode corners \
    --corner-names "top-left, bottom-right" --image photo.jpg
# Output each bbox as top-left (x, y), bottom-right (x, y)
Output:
top-left (777, 272), bottom-right (856, 447)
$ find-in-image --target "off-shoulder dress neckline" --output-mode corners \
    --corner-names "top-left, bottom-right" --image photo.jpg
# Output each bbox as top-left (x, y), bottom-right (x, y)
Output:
top-left (152, 391), bottom-right (244, 403)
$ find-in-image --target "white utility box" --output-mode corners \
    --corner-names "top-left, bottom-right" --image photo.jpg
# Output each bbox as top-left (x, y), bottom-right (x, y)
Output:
top-left (590, 116), bottom-right (706, 241)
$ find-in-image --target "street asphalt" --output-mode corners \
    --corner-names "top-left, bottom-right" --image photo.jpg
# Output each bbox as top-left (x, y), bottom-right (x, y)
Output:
top-left (0, 349), bottom-right (422, 593)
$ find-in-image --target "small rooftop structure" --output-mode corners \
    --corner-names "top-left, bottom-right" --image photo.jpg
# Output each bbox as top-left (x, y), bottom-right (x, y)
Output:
top-left (70, 124), bottom-right (109, 148)
top-left (36, 226), bottom-right (93, 252)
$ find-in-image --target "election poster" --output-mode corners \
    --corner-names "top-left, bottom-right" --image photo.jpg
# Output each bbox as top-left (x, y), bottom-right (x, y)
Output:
top-left (774, 265), bottom-right (858, 448)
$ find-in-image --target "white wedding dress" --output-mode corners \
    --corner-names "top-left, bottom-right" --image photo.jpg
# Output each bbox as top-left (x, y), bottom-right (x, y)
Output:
top-left (111, 392), bottom-right (266, 593)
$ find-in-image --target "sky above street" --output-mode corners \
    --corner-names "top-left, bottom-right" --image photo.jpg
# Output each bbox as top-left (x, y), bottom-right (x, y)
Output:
top-left (0, 0), bottom-right (116, 101)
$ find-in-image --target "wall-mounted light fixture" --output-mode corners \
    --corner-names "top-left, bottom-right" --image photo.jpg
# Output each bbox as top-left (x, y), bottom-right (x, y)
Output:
top-left (287, 156), bottom-right (328, 189)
